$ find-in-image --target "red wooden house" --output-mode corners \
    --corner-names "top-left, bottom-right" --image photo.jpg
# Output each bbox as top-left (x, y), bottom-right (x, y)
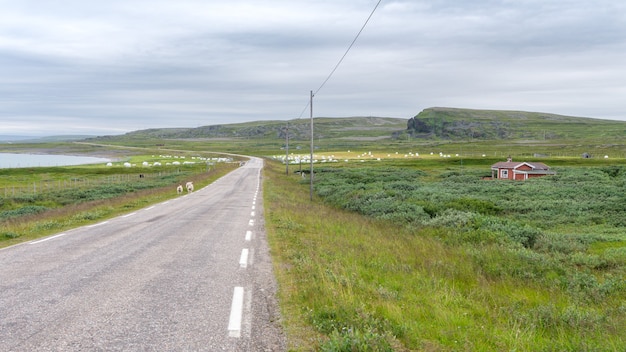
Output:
top-left (490, 157), bottom-right (555, 180)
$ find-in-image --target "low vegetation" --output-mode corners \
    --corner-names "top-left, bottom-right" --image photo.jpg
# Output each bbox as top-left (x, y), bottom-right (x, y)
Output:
top-left (3, 110), bottom-right (626, 350)
top-left (264, 158), bottom-right (626, 351)
top-left (0, 154), bottom-right (238, 246)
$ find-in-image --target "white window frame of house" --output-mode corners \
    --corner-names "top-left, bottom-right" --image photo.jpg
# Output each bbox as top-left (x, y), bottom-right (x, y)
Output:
top-left (500, 169), bottom-right (508, 179)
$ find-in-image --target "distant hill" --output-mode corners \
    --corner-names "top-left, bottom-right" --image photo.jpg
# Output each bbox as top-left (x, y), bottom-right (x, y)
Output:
top-left (407, 107), bottom-right (626, 140)
top-left (87, 108), bottom-right (626, 144)
top-left (89, 116), bottom-right (408, 142)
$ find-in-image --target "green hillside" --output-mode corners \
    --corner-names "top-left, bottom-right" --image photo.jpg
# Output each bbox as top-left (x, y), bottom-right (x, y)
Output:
top-left (82, 108), bottom-right (626, 157)
top-left (92, 116), bottom-right (407, 141)
top-left (89, 107), bottom-right (626, 143)
top-left (408, 107), bottom-right (626, 140)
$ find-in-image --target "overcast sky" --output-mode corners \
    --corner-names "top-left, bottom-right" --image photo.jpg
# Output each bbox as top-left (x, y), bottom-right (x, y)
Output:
top-left (1, 0), bottom-right (626, 136)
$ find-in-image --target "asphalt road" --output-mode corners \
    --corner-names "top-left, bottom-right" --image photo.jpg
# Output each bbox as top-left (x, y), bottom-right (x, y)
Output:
top-left (0, 157), bottom-right (285, 351)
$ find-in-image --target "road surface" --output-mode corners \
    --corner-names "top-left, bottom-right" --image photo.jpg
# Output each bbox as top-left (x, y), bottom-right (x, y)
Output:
top-left (0, 157), bottom-right (285, 351)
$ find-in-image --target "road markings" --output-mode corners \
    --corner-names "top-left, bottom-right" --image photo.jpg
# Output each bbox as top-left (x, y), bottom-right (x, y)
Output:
top-left (247, 249), bottom-right (255, 266)
top-left (121, 212), bottom-right (137, 218)
top-left (85, 221), bottom-right (109, 228)
top-left (30, 233), bottom-right (67, 244)
top-left (245, 231), bottom-right (252, 241)
top-left (250, 211), bottom-right (255, 217)
top-left (228, 287), bottom-right (244, 338)
top-left (239, 249), bottom-right (249, 268)
top-left (248, 219), bottom-right (254, 226)
top-left (145, 206), bottom-right (156, 211)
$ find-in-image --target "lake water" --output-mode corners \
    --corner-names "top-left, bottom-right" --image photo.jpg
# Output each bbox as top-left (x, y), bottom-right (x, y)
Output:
top-left (0, 153), bottom-right (111, 168)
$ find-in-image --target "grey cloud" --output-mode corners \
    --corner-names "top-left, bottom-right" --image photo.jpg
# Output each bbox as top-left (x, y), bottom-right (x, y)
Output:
top-left (1, 0), bottom-right (625, 136)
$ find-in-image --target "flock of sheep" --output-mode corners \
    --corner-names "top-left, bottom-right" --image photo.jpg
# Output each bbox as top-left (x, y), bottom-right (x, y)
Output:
top-left (177, 181), bottom-right (194, 194)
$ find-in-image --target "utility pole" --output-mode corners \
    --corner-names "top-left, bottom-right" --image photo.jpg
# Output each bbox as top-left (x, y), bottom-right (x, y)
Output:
top-left (285, 121), bottom-right (289, 175)
top-left (310, 90), bottom-right (314, 201)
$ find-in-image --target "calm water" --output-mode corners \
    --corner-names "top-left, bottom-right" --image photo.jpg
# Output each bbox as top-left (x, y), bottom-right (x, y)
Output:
top-left (0, 153), bottom-right (110, 168)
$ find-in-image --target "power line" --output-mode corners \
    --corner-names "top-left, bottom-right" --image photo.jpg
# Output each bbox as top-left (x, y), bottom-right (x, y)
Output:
top-left (297, 0), bottom-right (383, 118)
top-left (314, 0), bottom-right (382, 96)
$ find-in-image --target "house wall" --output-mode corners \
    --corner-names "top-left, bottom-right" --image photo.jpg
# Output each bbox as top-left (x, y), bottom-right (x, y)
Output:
top-left (499, 168), bottom-right (514, 180)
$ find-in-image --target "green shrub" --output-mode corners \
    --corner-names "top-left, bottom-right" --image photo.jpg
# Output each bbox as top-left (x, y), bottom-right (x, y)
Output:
top-left (11, 194), bottom-right (40, 204)
top-left (604, 247), bottom-right (626, 266)
top-left (33, 220), bottom-right (61, 232)
top-left (426, 209), bottom-right (477, 228)
top-left (71, 210), bottom-right (106, 221)
top-left (446, 197), bottom-right (501, 215)
top-left (0, 205), bottom-right (49, 220)
top-left (533, 233), bottom-right (587, 254)
top-left (564, 271), bottom-right (620, 303)
top-left (2, 232), bottom-right (20, 239)
top-left (569, 252), bottom-right (609, 270)
top-left (600, 165), bottom-right (624, 178)
top-left (477, 217), bottom-right (541, 248)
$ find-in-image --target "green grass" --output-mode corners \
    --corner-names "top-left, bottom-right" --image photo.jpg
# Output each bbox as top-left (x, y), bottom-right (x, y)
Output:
top-left (3, 110), bottom-right (626, 351)
top-left (263, 158), bottom-right (626, 351)
top-left (0, 159), bottom-right (238, 247)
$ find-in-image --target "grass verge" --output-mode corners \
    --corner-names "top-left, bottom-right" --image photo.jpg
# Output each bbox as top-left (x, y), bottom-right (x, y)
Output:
top-left (262, 159), bottom-right (626, 351)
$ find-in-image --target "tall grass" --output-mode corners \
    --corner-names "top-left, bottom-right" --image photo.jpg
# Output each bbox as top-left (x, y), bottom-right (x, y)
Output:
top-left (263, 159), bottom-right (626, 351)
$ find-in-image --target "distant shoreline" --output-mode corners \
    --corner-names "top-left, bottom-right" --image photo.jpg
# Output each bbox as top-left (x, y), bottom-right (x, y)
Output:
top-left (0, 152), bottom-right (112, 168)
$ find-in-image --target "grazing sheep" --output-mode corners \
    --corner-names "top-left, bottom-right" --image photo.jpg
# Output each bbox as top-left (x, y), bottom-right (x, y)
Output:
top-left (177, 185), bottom-right (183, 194)
top-left (186, 181), bottom-right (194, 193)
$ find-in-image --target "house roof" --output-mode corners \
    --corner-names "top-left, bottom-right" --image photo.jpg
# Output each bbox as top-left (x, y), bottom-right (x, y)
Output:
top-left (491, 161), bottom-right (551, 170)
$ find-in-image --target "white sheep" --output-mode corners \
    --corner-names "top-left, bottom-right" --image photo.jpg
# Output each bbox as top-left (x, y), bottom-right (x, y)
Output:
top-left (186, 181), bottom-right (194, 193)
top-left (176, 185), bottom-right (183, 194)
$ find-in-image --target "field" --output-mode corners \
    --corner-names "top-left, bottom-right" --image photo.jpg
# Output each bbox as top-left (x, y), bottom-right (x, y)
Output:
top-left (263, 157), bottom-right (626, 351)
top-left (0, 147), bottom-right (241, 246)
top-left (2, 111), bottom-right (626, 350)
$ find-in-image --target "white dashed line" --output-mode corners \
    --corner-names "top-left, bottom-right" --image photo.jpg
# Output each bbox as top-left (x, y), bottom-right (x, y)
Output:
top-left (239, 249), bottom-right (249, 268)
top-left (228, 287), bottom-right (244, 338)
top-left (30, 233), bottom-right (67, 244)
top-left (245, 231), bottom-right (252, 241)
top-left (122, 212), bottom-right (137, 218)
top-left (248, 219), bottom-right (254, 226)
top-left (85, 221), bottom-right (108, 228)
top-left (250, 211), bottom-right (255, 217)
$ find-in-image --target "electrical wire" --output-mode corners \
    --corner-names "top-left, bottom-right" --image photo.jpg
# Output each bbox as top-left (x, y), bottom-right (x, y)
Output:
top-left (315, 0), bottom-right (382, 96)
top-left (297, 0), bottom-right (383, 118)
